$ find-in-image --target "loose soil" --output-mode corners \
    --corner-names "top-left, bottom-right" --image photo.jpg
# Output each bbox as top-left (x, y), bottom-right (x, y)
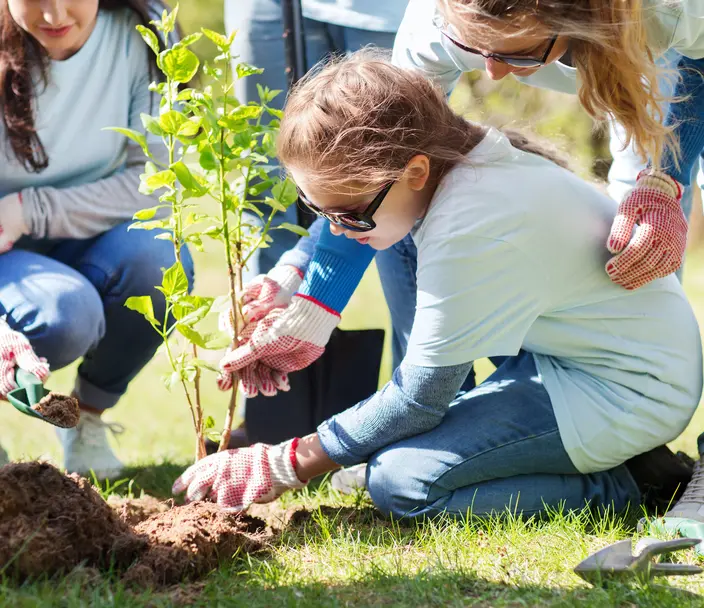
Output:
top-left (0, 462), bottom-right (270, 587)
top-left (31, 392), bottom-right (80, 428)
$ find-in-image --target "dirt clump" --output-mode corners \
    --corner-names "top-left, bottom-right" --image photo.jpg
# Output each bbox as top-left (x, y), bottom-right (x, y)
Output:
top-left (125, 502), bottom-right (269, 587)
top-left (31, 392), bottom-right (80, 428)
top-left (0, 462), bottom-right (145, 579)
top-left (108, 494), bottom-right (170, 526)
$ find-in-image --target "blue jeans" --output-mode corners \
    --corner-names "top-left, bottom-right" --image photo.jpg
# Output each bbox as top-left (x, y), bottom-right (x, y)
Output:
top-left (0, 223), bottom-right (194, 410)
top-left (366, 351), bottom-right (641, 519)
top-left (225, 0), bottom-right (397, 280)
top-left (369, 239), bottom-right (641, 519)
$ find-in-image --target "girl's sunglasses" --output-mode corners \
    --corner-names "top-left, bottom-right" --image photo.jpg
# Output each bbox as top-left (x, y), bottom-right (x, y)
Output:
top-left (432, 14), bottom-right (558, 68)
top-left (296, 182), bottom-right (394, 233)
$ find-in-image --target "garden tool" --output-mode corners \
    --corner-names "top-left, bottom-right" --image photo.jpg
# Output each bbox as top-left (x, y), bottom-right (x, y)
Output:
top-left (7, 368), bottom-right (77, 428)
top-left (574, 537), bottom-right (702, 586)
top-left (637, 432), bottom-right (704, 557)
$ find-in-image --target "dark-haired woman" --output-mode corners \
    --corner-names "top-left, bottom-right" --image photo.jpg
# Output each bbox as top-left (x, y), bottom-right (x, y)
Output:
top-left (0, 0), bottom-right (193, 476)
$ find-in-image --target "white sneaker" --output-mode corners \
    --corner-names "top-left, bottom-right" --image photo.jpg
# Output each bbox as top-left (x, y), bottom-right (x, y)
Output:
top-left (55, 411), bottom-right (125, 479)
top-left (0, 442), bottom-right (8, 467)
top-left (331, 463), bottom-right (367, 495)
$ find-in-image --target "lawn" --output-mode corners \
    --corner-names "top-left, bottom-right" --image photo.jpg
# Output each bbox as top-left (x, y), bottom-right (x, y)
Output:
top-left (3, 1), bottom-right (704, 605)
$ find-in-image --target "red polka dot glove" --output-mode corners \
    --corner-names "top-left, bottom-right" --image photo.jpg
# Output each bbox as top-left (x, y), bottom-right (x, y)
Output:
top-left (0, 316), bottom-right (50, 398)
top-left (0, 193), bottom-right (28, 254)
top-left (218, 294), bottom-right (340, 398)
top-left (171, 438), bottom-right (306, 510)
top-left (218, 265), bottom-right (304, 339)
top-left (606, 169), bottom-right (687, 290)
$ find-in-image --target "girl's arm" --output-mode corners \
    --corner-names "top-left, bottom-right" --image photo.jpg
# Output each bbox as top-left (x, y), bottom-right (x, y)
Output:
top-left (19, 18), bottom-right (162, 241)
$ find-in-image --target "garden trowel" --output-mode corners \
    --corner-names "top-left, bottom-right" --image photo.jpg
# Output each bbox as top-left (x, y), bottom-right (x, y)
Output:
top-left (7, 368), bottom-right (79, 428)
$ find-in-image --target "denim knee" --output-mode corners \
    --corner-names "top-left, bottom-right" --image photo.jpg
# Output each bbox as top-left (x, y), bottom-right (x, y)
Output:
top-left (29, 279), bottom-right (105, 371)
top-left (366, 448), bottom-right (430, 519)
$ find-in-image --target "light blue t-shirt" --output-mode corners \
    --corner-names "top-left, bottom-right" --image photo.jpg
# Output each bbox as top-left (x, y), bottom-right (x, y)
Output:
top-left (406, 128), bottom-right (703, 473)
top-left (0, 8), bottom-right (160, 240)
top-left (302, 0), bottom-right (408, 32)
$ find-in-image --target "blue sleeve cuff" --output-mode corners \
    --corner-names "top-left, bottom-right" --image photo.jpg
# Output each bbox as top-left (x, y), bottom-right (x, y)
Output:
top-left (662, 55), bottom-right (704, 186)
top-left (276, 217), bottom-right (325, 272)
top-left (298, 224), bottom-right (376, 313)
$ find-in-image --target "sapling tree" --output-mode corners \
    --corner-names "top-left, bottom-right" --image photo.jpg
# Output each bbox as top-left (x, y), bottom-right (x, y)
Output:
top-left (110, 6), bottom-right (303, 462)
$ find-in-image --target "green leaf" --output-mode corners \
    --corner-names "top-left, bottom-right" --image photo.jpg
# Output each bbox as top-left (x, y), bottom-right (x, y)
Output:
top-left (272, 179), bottom-right (298, 208)
top-left (204, 415), bottom-right (216, 430)
top-left (125, 296), bottom-right (160, 326)
top-left (264, 197), bottom-right (286, 213)
top-left (104, 127), bottom-right (149, 156)
top-left (266, 107), bottom-right (284, 120)
top-left (163, 371), bottom-right (180, 392)
top-left (236, 62), bottom-right (263, 79)
top-left (177, 32), bottom-right (203, 48)
top-left (171, 161), bottom-right (208, 196)
top-left (201, 28), bottom-right (230, 50)
top-left (162, 262), bottom-right (189, 297)
top-left (141, 113), bottom-right (164, 137)
top-left (133, 206), bottom-right (163, 220)
top-left (203, 332), bottom-right (232, 350)
top-left (136, 25), bottom-right (160, 55)
top-left (129, 219), bottom-right (168, 231)
top-left (276, 223), bottom-right (309, 237)
top-left (158, 110), bottom-right (186, 135)
top-left (199, 146), bottom-right (218, 171)
top-left (176, 324), bottom-right (208, 348)
top-left (160, 46), bottom-right (199, 83)
top-left (142, 169), bottom-right (176, 194)
top-left (177, 117), bottom-right (203, 137)
top-left (248, 180), bottom-right (274, 197)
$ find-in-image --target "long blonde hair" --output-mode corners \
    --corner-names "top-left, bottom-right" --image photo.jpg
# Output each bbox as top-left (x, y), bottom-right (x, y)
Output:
top-left (440, 0), bottom-right (675, 168)
top-left (278, 50), bottom-right (569, 193)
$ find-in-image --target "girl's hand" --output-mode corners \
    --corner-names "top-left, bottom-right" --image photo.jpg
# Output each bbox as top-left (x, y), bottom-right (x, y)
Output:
top-left (0, 317), bottom-right (50, 398)
top-left (171, 439), bottom-right (306, 510)
top-left (606, 170), bottom-right (687, 290)
top-left (217, 295), bottom-right (340, 397)
top-left (0, 193), bottom-right (29, 254)
top-left (218, 265), bottom-right (304, 337)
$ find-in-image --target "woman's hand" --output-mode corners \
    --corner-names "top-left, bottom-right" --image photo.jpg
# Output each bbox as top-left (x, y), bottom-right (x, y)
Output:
top-left (0, 193), bottom-right (29, 254)
top-left (606, 170), bottom-right (688, 290)
top-left (171, 438), bottom-right (306, 510)
top-left (0, 317), bottom-right (50, 398)
top-left (217, 294), bottom-right (340, 397)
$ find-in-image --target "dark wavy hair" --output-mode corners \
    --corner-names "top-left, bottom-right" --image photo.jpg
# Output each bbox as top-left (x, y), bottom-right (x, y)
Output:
top-left (0, 0), bottom-right (167, 173)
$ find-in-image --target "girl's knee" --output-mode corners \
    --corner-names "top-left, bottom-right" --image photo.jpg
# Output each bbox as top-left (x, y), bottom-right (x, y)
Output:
top-left (366, 450), bottom-right (430, 519)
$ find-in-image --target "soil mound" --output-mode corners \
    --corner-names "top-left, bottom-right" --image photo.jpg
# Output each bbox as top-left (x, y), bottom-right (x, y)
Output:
top-left (0, 463), bottom-right (269, 588)
top-left (31, 392), bottom-right (80, 428)
top-left (124, 502), bottom-right (268, 587)
top-left (108, 495), bottom-right (170, 526)
top-left (0, 462), bottom-right (144, 578)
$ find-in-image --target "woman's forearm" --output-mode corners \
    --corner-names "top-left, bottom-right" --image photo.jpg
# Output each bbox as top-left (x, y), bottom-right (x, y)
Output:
top-left (295, 433), bottom-right (339, 480)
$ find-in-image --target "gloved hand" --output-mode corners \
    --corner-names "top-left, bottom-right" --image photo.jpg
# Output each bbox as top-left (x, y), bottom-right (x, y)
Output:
top-left (606, 169), bottom-right (687, 290)
top-left (218, 294), bottom-right (340, 397)
top-left (171, 438), bottom-right (306, 509)
top-left (0, 317), bottom-right (50, 398)
top-left (0, 193), bottom-right (29, 254)
top-left (219, 265), bottom-right (303, 337)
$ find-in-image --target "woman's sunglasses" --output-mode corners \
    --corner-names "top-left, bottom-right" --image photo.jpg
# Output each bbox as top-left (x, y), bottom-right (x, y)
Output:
top-left (433, 14), bottom-right (558, 68)
top-left (296, 182), bottom-right (394, 233)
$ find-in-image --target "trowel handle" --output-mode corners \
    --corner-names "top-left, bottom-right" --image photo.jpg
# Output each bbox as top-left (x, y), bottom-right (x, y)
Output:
top-left (14, 367), bottom-right (45, 405)
top-left (15, 368), bottom-right (44, 389)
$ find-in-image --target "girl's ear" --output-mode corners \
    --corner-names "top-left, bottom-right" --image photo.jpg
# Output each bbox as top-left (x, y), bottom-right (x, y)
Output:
top-left (404, 155), bottom-right (431, 191)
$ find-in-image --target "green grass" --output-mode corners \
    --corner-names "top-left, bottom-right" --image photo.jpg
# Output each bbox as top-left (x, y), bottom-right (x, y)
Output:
top-left (3, 1), bottom-right (704, 604)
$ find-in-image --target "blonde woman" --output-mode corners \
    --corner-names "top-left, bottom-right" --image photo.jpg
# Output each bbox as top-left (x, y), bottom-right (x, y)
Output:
top-left (174, 53), bottom-right (702, 518)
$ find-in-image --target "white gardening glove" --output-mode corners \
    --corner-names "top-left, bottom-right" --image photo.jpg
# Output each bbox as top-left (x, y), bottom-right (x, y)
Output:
top-left (0, 193), bottom-right (29, 253)
top-left (0, 317), bottom-right (50, 398)
top-left (172, 438), bottom-right (306, 510)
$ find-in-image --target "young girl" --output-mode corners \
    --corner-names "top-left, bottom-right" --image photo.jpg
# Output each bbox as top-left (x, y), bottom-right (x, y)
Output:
top-left (0, 0), bottom-right (193, 477)
top-left (174, 52), bottom-right (703, 519)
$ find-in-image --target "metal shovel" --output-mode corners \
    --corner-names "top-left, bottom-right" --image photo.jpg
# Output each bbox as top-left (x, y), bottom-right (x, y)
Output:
top-left (6, 368), bottom-right (75, 428)
top-left (574, 537), bottom-right (702, 586)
